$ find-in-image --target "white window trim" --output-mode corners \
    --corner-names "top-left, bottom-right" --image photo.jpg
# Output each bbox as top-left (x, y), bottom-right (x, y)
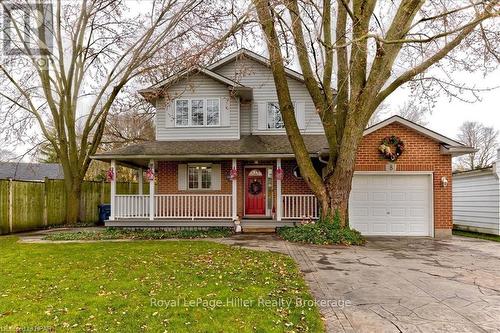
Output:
top-left (187, 163), bottom-right (213, 190)
top-left (266, 101), bottom-right (295, 131)
top-left (174, 98), bottom-right (221, 128)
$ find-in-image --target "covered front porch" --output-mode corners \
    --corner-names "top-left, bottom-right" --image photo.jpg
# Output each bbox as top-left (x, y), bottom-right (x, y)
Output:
top-left (104, 157), bottom-right (319, 227)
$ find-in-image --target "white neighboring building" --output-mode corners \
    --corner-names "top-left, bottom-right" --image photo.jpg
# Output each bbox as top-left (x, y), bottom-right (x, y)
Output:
top-left (453, 149), bottom-right (500, 235)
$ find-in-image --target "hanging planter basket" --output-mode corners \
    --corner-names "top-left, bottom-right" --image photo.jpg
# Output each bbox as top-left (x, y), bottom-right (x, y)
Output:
top-left (146, 168), bottom-right (155, 181)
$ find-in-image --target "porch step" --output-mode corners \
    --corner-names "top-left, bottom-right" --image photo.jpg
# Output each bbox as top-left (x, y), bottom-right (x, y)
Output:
top-left (242, 227), bottom-right (276, 233)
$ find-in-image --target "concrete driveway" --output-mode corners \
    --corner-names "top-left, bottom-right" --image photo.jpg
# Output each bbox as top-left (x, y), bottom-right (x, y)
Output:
top-left (218, 235), bottom-right (500, 333)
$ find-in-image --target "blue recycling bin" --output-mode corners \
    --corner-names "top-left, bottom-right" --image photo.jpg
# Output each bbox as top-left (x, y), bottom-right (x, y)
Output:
top-left (98, 204), bottom-right (111, 224)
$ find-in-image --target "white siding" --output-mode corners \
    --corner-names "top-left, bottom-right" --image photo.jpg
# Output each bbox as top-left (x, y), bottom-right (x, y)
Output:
top-left (453, 169), bottom-right (500, 235)
top-left (240, 101), bottom-right (252, 134)
top-left (155, 74), bottom-right (239, 141)
top-left (212, 57), bottom-right (324, 134)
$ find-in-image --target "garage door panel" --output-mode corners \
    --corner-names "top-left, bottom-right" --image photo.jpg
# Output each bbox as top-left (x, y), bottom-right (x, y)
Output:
top-left (372, 177), bottom-right (389, 186)
top-left (350, 208), bottom-right (369, 216)
top-left (372, 192), bottom-right (387, 201)
top-left (373, 207), bottom-right (387, 216)
top-left (390, 192), bottom-right (406, 201)
top-left (390, 208), bottom-right (406, 217)
top-left (351, 192), bottom-right (369, 201)
top-left (349, 174), bottom-right (431, 236)
top-left (410, 208), bottom-right (425, 217)
top-left (409, 224), bottom-right (427, 233)
top-left (372, 223), bottom-right (388, 233)
top-left (355, 223), bottom-right (369, 233)
top-left (390, 223), bottom-right (407, 233)
top-left (409, 192), bottom-right (426, 201)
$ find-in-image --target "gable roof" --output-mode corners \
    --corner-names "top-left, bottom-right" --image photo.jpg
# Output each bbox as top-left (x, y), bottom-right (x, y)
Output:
top-left (139, 48), bottom-right (308, 96)
top-left (138, 66), bottom-right (249, 95)
top-left (0, 162), bottom-right (64, 180)
top-left (207, 48), bottom-right (306, 83)
top-left (364, 115), bottom-right (461, 146)
top-left (363, 115), bottom-right (476, 156)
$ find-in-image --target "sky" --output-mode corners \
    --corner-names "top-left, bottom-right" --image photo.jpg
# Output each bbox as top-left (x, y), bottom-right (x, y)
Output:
top-left (2, 1), bottom-right (499, 161)
top-left (383, 69), bottom-right (500, 142)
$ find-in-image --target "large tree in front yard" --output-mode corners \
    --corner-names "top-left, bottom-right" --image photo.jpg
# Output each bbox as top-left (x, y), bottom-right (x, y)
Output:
top-left (0, 0), bottom-right (249, 223)
top-left (252, 0), bottom-right (499, 225)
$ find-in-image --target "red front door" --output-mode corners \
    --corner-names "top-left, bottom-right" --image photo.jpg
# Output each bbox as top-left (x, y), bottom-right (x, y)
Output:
top-left (245, 168), bottom-right (266, 215)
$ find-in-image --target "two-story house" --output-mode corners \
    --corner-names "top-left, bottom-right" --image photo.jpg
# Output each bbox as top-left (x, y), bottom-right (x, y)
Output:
top-left (92, 49), bottom-right (474, 237)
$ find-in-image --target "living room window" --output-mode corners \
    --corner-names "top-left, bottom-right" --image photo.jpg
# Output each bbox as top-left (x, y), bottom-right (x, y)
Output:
top-left (188, 164), bottom-right (212, 189)
top-left (175, 98), bottom-right (220, 127)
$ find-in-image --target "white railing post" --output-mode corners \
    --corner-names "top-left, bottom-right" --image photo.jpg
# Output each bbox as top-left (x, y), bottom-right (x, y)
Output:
top-left (276, 158), bottom-right (282, 221)
top-left (138, 168), bottom-right (143, 195)
top-left (149, 160), bottom-right (155, 221)
top-left (282, 195), bottom-right (318, 219)
top-left (110, 160), bottom-right (116, 221)
top-left (232, 159), bottom-right (237, 220)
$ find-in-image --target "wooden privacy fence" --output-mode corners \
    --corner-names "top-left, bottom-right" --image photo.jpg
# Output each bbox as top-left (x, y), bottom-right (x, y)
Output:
top-left (0, 179), bottom-right (148, 234)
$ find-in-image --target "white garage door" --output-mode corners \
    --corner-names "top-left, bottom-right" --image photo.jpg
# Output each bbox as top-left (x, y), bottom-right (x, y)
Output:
top-left (349, 174), bottom-right (432, 236)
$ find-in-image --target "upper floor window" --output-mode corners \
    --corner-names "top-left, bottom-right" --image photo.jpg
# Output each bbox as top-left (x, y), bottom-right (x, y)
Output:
top-left (188, 164), bottom-right (212, 189)
top-left (267, 102), bottom-right (284, 129)
top-left (207, 99), bottom-right (220, 126)
top-left (175, 98), bottom-right (220, 127)
top-left (175, 100), bottom-right (189, 126)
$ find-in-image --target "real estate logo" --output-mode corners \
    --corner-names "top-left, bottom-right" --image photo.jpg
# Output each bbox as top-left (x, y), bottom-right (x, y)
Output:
top-left (1, 0), bottom-right (53, 58)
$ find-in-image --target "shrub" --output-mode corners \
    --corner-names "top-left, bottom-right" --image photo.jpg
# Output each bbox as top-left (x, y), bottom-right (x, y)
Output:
top-left (277, 212), bottom-right (365, 246)
top-left (43, 227), bottom-right (233, 241)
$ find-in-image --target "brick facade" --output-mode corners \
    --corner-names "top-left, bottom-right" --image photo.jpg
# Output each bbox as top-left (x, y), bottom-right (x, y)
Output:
top-left (156, 122), bottom-right (452, 236)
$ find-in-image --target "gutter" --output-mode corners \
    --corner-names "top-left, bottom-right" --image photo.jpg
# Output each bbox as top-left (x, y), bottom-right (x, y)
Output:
top-left (90, 153), bottom-right (318, 161)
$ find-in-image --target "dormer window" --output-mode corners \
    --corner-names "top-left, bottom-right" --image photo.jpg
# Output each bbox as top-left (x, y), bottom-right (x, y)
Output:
top-left (175, 98), bottom-right (220, 127)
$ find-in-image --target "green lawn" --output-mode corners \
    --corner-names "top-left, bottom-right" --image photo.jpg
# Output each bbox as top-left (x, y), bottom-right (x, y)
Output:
top-left (453, 229), bottom-right (500, 242)
top-left (0, 237), bottom-right (324, 332)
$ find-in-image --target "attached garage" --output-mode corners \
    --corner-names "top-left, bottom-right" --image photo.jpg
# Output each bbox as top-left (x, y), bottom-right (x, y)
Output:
top-left (349, 173), bottom-right (433, 236)
top-left (350, 116), bottom-right (476, 238)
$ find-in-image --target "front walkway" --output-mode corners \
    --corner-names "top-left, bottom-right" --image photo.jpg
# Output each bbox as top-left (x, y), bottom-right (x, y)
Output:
top-left (217, 235), bottom-right (500, 333)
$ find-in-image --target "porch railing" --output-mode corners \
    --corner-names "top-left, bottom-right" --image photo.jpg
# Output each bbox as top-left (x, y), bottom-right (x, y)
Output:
top-left (282, 194), bottom-right (318, 219)
top-left (156, 194), bottom-right (232, 219)
top-left (114, 194), bottom-right (233, 219)
top-left (115, 195), bottom-right (150, 218)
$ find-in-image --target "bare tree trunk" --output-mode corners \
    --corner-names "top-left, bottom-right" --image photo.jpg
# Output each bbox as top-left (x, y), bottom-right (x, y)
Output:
top-left (64, 177), bottom-right (82, 224)
top-left (322, 121), bottom-right (365, 226)
top-left (322, 172), bottom-right (354, 226)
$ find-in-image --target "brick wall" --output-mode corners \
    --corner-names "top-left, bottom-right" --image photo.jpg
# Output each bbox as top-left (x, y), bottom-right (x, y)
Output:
top-left (157, 160), bottom-right (233, 195)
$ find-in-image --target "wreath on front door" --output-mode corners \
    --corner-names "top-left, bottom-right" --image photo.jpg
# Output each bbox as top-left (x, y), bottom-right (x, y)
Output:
top-left (378, 135), bottom-right (405, 161)
top-left (249, 180), bottom-right (263, 195)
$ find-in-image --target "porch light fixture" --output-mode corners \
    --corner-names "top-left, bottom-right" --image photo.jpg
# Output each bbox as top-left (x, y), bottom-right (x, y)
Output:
top-left (441, 176), bottom-right (448, 187)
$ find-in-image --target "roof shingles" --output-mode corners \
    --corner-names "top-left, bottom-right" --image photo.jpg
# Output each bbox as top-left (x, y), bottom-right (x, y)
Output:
top-left (94, 135), bottom-right (328, 158)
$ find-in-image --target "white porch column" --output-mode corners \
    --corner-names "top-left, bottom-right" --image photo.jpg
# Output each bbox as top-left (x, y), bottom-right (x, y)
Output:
top-left (110, 160), bottom-right (116, 221)
top-left (232, 158), bottom-right (237, 220)
top-left (276, 158), bottom-right (282, 221)
top-left (149, 160), bottom-right (155, 221)
top-left (137, 168), bottom-right (143, 195)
